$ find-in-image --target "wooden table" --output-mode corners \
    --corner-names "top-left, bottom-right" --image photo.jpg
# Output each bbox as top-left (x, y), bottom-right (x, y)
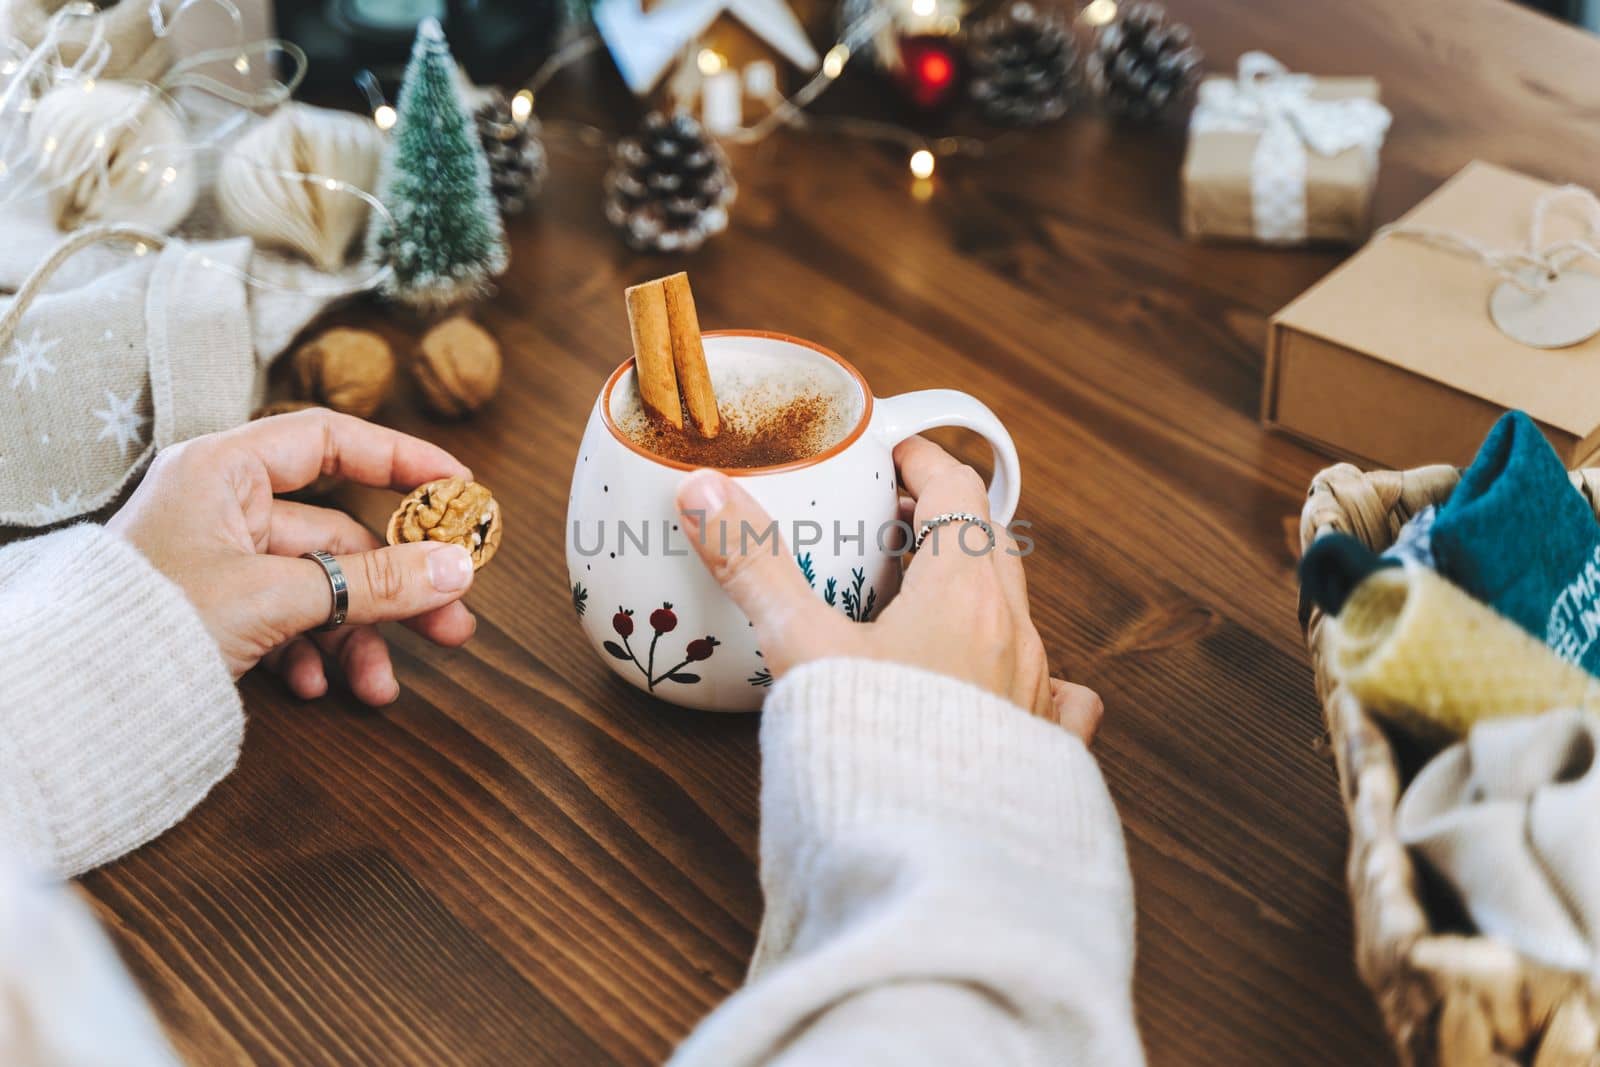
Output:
top-left (78, 1), bottom-right (1600, 1062)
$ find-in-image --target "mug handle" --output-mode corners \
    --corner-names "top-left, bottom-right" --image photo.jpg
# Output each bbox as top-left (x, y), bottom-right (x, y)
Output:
top-left (870, 390), bottom-right (1022, 525)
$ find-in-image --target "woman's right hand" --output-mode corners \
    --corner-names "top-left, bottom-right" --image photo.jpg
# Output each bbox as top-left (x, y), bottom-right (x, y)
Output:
top-left (674, 435), bottom-right (1102, 741)
top-left (107, 408), bottom-right (478, 706)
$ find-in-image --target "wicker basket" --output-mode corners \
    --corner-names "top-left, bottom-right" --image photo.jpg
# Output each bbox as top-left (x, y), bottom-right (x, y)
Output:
top-left (1300, 461), bottom-right (1600, 1067)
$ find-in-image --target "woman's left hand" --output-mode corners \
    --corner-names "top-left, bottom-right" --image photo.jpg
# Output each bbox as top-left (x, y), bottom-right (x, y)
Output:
top-left (106, 408), bottom-right (479, 706)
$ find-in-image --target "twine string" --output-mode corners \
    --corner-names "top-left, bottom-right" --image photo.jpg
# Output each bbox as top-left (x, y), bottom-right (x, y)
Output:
top-left (1374, 185), bottom-right (1600, 296)
top-left (0, 223), bottom-right (168, 351)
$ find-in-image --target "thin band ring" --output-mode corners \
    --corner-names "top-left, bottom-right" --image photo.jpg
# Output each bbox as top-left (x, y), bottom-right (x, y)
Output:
top-left (914, 512), bottom-right (995, 554)
top-left (301, 550), bottom-right (349, 631)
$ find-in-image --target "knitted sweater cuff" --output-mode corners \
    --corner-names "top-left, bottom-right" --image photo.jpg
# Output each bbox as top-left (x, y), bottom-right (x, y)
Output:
top-left (0, 526), bottom-right (243, 877)
top-left (761, 658), bottom-right (1127, 881)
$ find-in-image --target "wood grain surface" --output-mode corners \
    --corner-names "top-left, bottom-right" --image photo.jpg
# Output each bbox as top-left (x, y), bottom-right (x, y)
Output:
top-left (74, 1), bottom-right (1600, 1063)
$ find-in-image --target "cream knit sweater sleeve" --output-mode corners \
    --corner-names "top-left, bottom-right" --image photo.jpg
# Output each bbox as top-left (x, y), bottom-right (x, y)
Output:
top-left (671, 659), bottom-right (1143, 1067)
top-left (0, 525), bottom-right (243, 878)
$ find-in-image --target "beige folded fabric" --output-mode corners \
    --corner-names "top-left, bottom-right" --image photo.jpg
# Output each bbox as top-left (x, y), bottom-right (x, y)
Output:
top-left (1398, 709), bottom-right (1600, 974)
top-left (1331, 561), bottom-right (1600, 740)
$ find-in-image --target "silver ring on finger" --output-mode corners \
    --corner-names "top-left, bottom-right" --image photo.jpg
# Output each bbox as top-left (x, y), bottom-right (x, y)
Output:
top-left (913, 512), bottom-right (994, 554)
top-left (302, 550), bottom-right (349, 630)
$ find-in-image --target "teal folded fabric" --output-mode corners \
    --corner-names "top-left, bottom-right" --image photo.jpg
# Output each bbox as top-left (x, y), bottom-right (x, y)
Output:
top-left (1431, 411), bottom-right (1600, 674)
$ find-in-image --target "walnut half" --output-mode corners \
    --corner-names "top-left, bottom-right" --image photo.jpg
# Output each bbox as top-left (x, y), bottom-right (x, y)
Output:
top-left (385, 477), bottom-right (503, 569)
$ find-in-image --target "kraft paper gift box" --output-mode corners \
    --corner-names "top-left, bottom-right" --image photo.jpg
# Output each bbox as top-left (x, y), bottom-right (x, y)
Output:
top-left (1183, 53), bottom-right (1391, 245)
top-left (1265, 161), bottom-right (1600, 470)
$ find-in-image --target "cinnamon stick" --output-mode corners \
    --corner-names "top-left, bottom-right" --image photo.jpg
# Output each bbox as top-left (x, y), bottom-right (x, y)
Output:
top-left (662, 272), bottom-right (720, 438)
top-left (625, 279), bottom-right (681, 429)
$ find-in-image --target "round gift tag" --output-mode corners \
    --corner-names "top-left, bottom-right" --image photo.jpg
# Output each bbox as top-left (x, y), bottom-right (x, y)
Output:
top-left (1489, 267), bottom-right (1600, 349)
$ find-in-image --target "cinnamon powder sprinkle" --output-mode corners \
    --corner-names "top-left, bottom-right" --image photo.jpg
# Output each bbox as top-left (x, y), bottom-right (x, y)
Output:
top-left (625, 391), bottom-right (843, 469)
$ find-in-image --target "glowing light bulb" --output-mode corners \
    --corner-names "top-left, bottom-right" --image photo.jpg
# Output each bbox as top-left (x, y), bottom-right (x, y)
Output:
top-left (823, 44), bottom-right (849, 79)
top-left (161, 166), bottom-right (177, 184)
top-left (324, 177), bottom-right (338, 190)
top-left (374, 104), bottom-right (397, 130)
top-left (41, 135), bottom-right (56, 155)
top-left (136, 159), bottom-right (150, 174)
top-left (81, 77), bottom-right (93, 93)
top-left (911, 0), bottom-right (935, 16)
top-left (0, 61), bottom-right (15, 76)
top-left (909, 149), bottom-right (935, 179)
top-left (93, 132), bottom-right (106, 149)
top-left (697, 48), bottom-right (725, 76)
top-left (233, 54), bottom-right (250, 74)
top-left (511, 89), bottom-right (533, 122)
top-left (134, 243), bottom-right (149, 257)
top-left (1081, 0), bottom-right (1117, 26)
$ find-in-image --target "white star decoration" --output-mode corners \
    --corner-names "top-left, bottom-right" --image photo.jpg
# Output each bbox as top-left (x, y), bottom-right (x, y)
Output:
top-left (92, 388), bottom-right (148, 459)
top-left (32, 487), bottom-right (83, 525)
top-left (2, 329), bottom-right (59, 392)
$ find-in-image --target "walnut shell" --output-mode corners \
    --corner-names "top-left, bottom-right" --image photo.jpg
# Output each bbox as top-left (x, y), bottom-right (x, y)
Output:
top-left (414, 316), bottom-right (502, 417)
top-left (386, 477), bottom-right (502, 569)
top-left (291, 327), bottom-right (395, 419)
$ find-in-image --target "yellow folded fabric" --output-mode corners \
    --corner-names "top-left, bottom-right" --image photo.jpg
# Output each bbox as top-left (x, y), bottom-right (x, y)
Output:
top-left (1333, 561), bottom-right (1600, 740)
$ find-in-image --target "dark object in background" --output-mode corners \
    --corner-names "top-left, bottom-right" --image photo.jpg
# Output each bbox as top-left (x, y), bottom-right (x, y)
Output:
top-left (967, 1), bottom-right (1078, 127)
top-left (1515, 0), bottom-right (1585, 23)
top-left (475, 89), bottom-right (547, 216)
top-left (1086, 0), bottom-right (1202, 119)
top-left (274, 0), bottom-right (560, 88)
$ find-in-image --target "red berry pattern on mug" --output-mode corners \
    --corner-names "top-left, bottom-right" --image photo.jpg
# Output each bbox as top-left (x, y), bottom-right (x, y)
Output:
top-left (603, 601), bottom-right (716, 690)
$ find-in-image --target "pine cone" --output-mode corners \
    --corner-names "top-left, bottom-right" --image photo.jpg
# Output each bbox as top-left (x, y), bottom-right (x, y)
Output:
top-left (968, 2), bottom-right (1077, 126)
top-left (1087, 1), bottom-right (1202, 120)
top-left (474, 89), bottom-right (546, 217)
top-left (604, 112), bottom-right (736, 254)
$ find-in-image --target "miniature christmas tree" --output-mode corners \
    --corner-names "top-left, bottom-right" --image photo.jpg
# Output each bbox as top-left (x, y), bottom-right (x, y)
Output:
top-left (366, 18), bottom-right (508, 311)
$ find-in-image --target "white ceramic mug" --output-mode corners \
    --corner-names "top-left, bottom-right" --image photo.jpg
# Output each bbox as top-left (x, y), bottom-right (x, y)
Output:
top-left (565, 330), bottom-right (1021, 712)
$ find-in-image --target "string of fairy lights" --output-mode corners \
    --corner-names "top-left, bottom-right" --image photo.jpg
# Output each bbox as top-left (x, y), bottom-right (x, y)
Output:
top-left (0, 0), bottom-right (1130, 288)
top-left (358, 0), bottom-right (1125, 184)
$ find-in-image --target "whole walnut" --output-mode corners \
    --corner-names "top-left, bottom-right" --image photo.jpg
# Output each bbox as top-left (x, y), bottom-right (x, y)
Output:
top-left (414, 316), bottom-right (502, 417)
top-left (386, 477), bottom-right (503, 569)
top-left (291, 327), bottom-right (395, 418)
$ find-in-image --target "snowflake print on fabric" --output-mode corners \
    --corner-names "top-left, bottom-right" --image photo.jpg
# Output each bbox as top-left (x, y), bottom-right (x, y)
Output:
top-left (92, 388), bottom-right (148, 459)
top-left (32, 487), bottom-right (84, 525)
top-left (3, 329), bottom-right (60, 392)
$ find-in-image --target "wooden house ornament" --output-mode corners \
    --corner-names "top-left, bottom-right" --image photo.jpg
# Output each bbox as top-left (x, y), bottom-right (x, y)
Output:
top-left (593, 0), bottom-right (820, 134)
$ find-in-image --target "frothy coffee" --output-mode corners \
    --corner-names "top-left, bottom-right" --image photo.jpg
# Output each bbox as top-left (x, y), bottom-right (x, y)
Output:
top-left (613, 350), bottom-right (860, 469)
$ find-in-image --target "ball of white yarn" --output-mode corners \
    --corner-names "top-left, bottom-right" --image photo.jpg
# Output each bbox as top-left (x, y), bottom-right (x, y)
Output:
top-left (217, 103), bottom-right (384, 272)
top-left (26, 79), bottom-right (197, 233)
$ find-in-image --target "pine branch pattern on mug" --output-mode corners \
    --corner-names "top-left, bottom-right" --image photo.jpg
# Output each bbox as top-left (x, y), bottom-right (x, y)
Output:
top-left (797, 553), bottom-right (876, 621)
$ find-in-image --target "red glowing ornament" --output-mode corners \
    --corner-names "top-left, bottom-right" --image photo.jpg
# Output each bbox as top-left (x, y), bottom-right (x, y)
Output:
top-left (893, 34), bottom-right (963, 110)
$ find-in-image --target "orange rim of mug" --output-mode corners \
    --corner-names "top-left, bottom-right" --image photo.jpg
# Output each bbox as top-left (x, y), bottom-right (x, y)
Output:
top-left (598, 329), bottom-right (876, 476)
